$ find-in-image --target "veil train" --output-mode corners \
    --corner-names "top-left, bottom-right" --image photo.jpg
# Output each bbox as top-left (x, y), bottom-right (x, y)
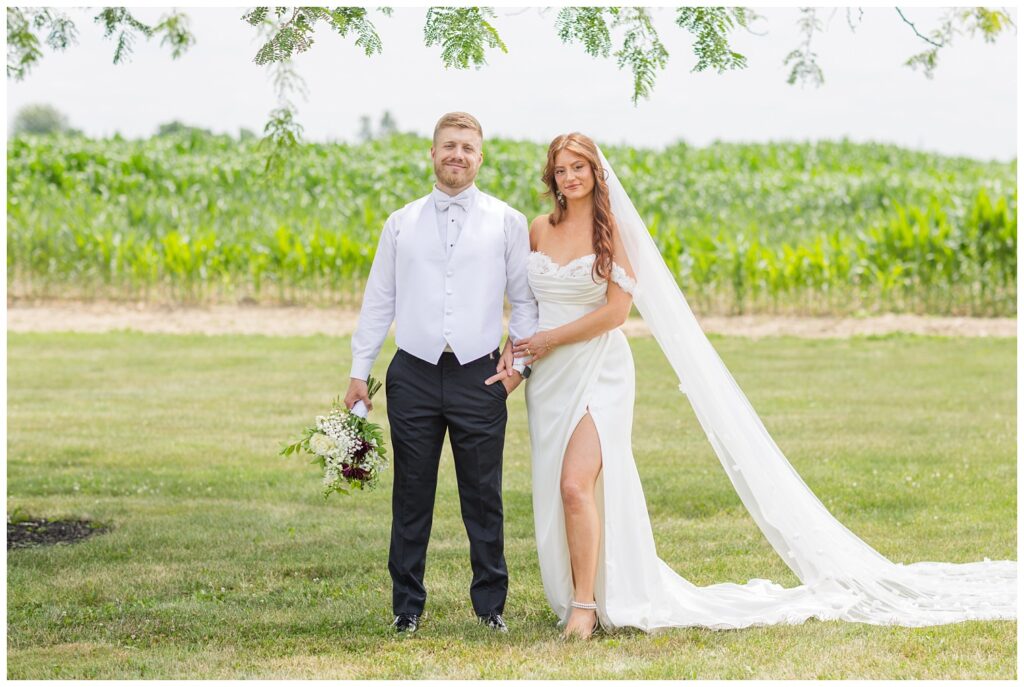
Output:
top-left (599, 147), bottom-right (1016, 626)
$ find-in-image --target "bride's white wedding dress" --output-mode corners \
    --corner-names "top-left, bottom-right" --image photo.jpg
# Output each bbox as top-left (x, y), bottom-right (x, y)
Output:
top-left (521, 150), bottom-right (1016, 633)
top-left (525, 250), bottom-right (859, 631)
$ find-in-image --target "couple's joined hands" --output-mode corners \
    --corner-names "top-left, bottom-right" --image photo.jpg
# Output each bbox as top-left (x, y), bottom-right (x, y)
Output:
top-left (485, 341), bottom-right (522, 394)
top-left (484, 331), bottom-right (558, 391)
top-left (345, 334), bottom-right (559, 409)
top-left (511, 331), bottom-right (556, 364)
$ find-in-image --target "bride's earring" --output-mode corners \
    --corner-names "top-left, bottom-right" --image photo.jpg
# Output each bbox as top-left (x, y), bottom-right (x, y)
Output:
top-left (556, 190), bottom-right (566, 207)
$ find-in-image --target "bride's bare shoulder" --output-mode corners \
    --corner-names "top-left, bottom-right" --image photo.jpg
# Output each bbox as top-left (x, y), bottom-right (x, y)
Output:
top-left (529, 214), bottom-right (553, 251)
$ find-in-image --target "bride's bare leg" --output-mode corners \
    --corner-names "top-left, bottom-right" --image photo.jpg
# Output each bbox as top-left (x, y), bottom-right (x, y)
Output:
top-left (560, 411), bottom-right (603, 639)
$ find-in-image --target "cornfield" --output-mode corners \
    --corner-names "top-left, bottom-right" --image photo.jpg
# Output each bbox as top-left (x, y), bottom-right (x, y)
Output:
top-left (6, 132), bottom-right (1016, 315)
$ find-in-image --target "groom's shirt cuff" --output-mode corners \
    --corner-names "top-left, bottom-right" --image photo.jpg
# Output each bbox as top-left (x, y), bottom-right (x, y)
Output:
top-left (511, 358), bottom-right (526, 375)
top-left (350, 357), bottom-right (375, 382)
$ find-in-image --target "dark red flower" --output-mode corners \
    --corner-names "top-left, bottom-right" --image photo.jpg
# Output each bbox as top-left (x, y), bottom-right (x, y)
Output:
top-left (352, 438), bottom-right (372, 459)
top-left (342, 464), bottom-right (369, 481)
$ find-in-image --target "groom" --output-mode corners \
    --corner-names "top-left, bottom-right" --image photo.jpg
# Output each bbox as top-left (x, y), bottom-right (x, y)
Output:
top-left (344, 112), bottom-right (538, 634)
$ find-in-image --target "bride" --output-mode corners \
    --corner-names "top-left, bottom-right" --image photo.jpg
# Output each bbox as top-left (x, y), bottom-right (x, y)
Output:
top-left (499, 132), bottom-right (1016, 639)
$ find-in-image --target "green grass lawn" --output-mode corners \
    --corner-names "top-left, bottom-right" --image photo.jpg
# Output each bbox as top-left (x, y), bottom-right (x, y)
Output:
top-left (6, 331), bottom-right (1016, 679)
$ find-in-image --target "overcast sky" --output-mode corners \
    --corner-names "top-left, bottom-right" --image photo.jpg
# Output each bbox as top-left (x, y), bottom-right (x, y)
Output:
top-left (5, 6), bottom-right (1017, 161)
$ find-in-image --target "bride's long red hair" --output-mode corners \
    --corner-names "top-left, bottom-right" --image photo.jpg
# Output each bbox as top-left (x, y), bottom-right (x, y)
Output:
top-left (541, 132), bottom-right (616, 282)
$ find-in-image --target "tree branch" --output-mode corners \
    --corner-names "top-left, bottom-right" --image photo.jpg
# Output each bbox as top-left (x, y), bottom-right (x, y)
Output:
top-left (895, 7), bottom-right (946, 48)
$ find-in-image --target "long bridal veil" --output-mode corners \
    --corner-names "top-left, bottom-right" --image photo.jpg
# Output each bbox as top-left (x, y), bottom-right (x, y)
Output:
top-left (598, 148), bottom-right (1016, 626)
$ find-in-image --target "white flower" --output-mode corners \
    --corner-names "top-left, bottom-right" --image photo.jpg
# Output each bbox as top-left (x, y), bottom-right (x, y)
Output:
top-left (323, 470), bottom-right (338, 487)
top-left (314, 409), bottom-right (359, 457)
top-left (309, 432), bottom-right (338, 457)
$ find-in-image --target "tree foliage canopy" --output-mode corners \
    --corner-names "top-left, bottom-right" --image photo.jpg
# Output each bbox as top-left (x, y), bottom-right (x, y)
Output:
top-left (6, 6), bottom-right (1015, 173)
top-left (12, 102), bottom-right (71, 135)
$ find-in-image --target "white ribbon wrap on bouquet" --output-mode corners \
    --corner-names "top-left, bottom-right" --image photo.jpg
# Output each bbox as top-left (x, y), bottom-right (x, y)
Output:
top-left (350, 400), bottom-right (369, 419)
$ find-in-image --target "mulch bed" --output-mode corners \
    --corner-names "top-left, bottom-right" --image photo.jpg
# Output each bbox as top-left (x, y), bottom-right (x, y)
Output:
top-left (7, 518), bottom-right (109, 549)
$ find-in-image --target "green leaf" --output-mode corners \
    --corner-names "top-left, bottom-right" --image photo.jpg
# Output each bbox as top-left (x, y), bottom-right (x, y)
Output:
top-left (259, 105), bottom-right (304, 177)
top-left (611, 8), bottom-right (669, 105)
top-left (153, 11), bottom-right (196, 59)
top-left (424, 7), bottom-right (507, 70)
top-left (555, 7), bottom-right (611, 58)
top-left (93, 7), bottom-right (154, 65)
top-left (675, 7), bottom-right (749, 74)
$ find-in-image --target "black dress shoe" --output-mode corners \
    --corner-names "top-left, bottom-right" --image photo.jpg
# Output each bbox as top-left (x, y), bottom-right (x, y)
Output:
top-left (478, 612), bottom-right (508, 632)
top-left (392, 613), bottom-right (419, 634)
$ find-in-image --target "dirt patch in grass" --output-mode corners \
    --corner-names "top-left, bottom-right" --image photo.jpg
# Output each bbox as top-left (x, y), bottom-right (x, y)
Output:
top-left (7, 517), bottom-right (110, 549)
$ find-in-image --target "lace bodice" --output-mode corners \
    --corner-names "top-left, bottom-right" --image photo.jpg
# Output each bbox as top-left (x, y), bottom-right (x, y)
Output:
top-left (527, 252), bottom-right (636, 294)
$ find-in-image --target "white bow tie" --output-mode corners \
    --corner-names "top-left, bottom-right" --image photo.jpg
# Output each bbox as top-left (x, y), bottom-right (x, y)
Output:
top-left (435, 196), bottom-right (469, 212)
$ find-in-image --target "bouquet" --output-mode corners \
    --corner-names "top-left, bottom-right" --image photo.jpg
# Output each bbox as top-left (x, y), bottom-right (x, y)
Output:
top-left (281, 376), bottom-right (388, 497)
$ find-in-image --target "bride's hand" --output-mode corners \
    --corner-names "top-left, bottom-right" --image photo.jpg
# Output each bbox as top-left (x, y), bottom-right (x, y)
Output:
top-left (513, 332), bottom-right (555, 364)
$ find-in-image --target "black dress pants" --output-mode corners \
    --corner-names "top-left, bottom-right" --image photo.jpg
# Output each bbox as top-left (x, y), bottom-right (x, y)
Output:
top-left (385, 347), bottom-right (509, 617)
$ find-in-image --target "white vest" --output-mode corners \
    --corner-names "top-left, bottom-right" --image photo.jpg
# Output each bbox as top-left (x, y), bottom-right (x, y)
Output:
top-left (393, 191), bottom-right (508, 365)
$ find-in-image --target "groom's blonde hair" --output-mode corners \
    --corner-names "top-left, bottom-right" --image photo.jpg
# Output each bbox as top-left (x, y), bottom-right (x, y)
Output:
top-left (433, 112), bottom-right (483, 144)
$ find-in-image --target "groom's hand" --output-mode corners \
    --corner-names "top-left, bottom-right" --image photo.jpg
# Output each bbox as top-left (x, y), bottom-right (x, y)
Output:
top-left (344, 378), bottom-right (372, 411)
top-left (485, 369), bottom-right (522, 394)
top-left (497, 339), bottom-right (515, 377)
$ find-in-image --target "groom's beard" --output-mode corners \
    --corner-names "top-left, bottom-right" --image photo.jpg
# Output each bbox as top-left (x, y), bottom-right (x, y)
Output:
top-left (434, 161), bottom-right (474, 189)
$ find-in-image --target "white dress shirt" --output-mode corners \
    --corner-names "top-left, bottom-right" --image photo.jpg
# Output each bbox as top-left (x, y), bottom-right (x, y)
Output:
top-left (434, 183), bottom-right (472, 262)
top-left (350, 183), bottom-right (538, 380)
top-left (433, 184), bottom-right (471, 352)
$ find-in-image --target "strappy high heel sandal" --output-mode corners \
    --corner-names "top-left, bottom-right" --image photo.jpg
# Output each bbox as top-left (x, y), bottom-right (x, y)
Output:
top-left (562, 600), bottom-right (600, 640)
